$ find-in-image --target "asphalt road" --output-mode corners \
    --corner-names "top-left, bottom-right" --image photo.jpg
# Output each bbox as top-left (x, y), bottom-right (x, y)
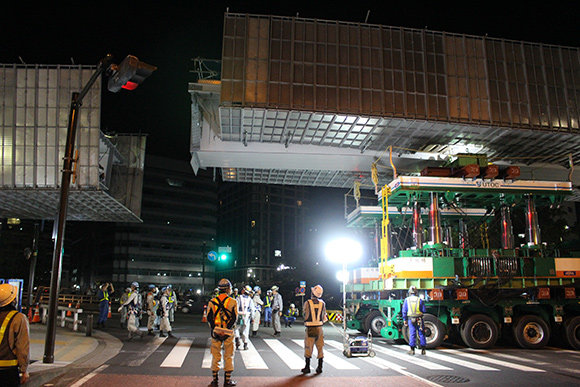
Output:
top-left (65, 313), bottom-right (580, 386)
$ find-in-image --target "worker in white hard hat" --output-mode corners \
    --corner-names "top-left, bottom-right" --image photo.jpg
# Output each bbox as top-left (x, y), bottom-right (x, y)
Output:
top-left (0, 284), bottom-right (30, 385)
top-left (207, 278), bottom-right (238, 387)
top-left (270, 285), bottom-right (283, 337)
top-left (118, 282), bottom-right (144, 339)
top-left (234, 285), bottom-right (254, 350)
top-left (301, 284), bottom-right (327, 375)
top-left (251, 286), bottom-right (263, 337)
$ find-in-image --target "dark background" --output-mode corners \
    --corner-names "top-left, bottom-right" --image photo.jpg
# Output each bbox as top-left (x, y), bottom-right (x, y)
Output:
top-left (1, 1), bottom-right (578, 159)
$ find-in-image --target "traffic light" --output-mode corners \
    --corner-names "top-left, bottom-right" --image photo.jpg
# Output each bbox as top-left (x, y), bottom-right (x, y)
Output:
top-left (219, 253), bottom-right (229, 261)
top-left (107, 55), bottom-right (157, 92)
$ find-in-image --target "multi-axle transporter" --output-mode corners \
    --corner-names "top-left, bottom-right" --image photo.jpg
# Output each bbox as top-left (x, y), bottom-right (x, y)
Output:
top-left (345, 155), bottom-right (579, 350)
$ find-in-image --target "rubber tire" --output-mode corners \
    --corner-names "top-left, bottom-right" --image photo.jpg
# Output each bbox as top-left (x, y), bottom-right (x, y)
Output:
top-left (402, 314), bottom-right (446, 349)
top-left (563, 316), bottom-right (580, 350)
top-left (365, 310), bottom-right (386, 337)
top-left (460, 314), bottom-right (499, 349)
top-left (513, 315), bottom-right (551, 349)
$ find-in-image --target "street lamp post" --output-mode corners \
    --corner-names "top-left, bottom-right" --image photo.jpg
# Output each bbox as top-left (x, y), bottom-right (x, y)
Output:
top-left (325, 238), bottom-right (362, 334)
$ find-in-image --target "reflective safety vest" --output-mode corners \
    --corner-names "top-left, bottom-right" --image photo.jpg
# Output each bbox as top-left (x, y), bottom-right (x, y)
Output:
top-left (264, 296), bottom-right (272, 308)
top-left (304, 299), bottom-right (325, 327)
top-left (211, 294), bottom-right (234, 329)
top-left (168, 291), bottom-right (175, 304)
top-left (99, 290), bottom-right (109, 302)
top-left (406, 295), bottom-right (423, 318)
top-left (0, 310), bottom-right (18, 367)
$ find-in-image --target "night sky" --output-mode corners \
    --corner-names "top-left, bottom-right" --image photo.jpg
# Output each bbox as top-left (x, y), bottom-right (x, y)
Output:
top-left (1, 1), bottom-right (578, 160)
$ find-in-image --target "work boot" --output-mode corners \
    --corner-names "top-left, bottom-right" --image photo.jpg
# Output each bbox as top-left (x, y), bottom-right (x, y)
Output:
top-left (224, 371), bottom-right (237, 386)
top-left (168, 331), bottom-right (175, 338)
top-left (148, 330), bottom-right (154, 336)
top-left (160, 332), bottom-right (166, 337)
top-left (408, 348), bottom-right (415, 355)
top-left (316, 358), bottom-right (323, 374)
top-left (209, 370), bottom-right (218, 387)
top-left (421, 347), bottom-right (426, 355)
top-left (235, 338), bottom-right (240, 350)
top-left (301, 357), bottom-right (311, 374)
top-left (243, 343), bottom-right (248, 351)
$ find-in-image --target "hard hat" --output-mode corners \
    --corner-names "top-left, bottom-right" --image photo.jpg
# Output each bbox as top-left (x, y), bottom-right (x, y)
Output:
top-left (290, 303), bottom-right (295, 308)
top-left (311, 285), bottom-right (323, 298)
top-left (271, 285), bottom-right (279, 291)
top-left (233, 287), bottom-right (238, 292)
top-left (125, 288), bottom-right (131, 292)
top-left (148, 284), bottom-right (156, 289)
top-left (266, 289), bottom-right (272, 294)
top-left (131, 281), bottom-right (139, 288)
top-left (408, 286), bottom-right (417, 295)
top-left (253, 286), bottom-right (261, 292)
top-left (161, 287), bottom-right (167, 293)
top-left (244, 285), bottom-right (252, 293)
top-left (218, 278), bottom-right (232, 290)
top-left (167, 284), bottom-right (173, 288)
top-left (0, 284), bottom-right (17, 307)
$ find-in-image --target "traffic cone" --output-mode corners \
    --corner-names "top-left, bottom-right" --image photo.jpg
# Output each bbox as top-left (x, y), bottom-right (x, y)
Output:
top-left (108, 302), bottom-right (112, 318)
top-left (201, 305), bottom-right (207, 323)
top-left (67, 303), bottom-right (72, 317)
top-left (31, 305), bottom-right (41, 323)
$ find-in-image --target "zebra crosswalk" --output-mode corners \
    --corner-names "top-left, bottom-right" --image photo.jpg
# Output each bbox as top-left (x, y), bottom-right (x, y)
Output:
top-left (117, 335), bottom-right (559, 375)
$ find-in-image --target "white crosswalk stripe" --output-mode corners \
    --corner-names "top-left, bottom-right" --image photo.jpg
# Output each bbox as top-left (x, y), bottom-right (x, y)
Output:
top-left (263, 339), bottom-right (304, 369)
top-left (161, 338), bottom-right (193, 368)
top-left (238, 340), bottom-right (268, 369)
top-left (126, 336), bottom-right (167, 367)
top-left (292, 339), bottom-right (359, 370)
top-left (326, 340), bottom-right (404, 370)
top-left (392, 345), bottom-right (498, 371)
top-left (373, 344), bottom-right (452, 370)
top-left (201, 338), bottom-right (222, 369)
top-left (440, 348), bottom-right (545, 372)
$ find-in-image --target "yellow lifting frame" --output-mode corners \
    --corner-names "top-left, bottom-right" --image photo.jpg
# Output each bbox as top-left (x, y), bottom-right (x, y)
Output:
top-left (380, 184), bottom-right (392, 278)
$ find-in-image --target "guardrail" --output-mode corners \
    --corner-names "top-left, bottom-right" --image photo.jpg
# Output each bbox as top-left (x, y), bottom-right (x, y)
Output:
top-left (39, 304), bottom-right (84, 332)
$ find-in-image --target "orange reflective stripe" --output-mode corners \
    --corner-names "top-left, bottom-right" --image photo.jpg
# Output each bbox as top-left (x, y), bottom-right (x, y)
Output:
top-left (0, 359), bottom-right (18, 366)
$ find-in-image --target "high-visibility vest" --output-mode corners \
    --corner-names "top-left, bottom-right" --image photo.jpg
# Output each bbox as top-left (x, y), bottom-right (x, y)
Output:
top-left (99, 290), bottom-right (109, 302)
top-left (304, 299), bottom-right (325, 327)
top-left (264, 296), bottom-right (272, 308)
top-left (210, 294), bottom-right (234, 329)
top-left (0, 310), bottom-right (18, 367)
top-left (406, 295), bottom-right (423, 318)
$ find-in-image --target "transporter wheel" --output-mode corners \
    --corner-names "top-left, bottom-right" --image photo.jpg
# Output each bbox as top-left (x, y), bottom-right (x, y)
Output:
top-left (513, 315), bottom-right (551, 349)
top-left (402, 314), bottom-right (445, 349)
top-left (563, 316), bottom-right (580, 350)
top-left (365, 310), bottom-right (387, 337)
top-left (460, 314), bottom-right (499, 349)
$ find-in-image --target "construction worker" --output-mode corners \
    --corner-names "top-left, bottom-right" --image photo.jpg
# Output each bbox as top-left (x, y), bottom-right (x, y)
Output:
top-left (234, 285), bottom-right (254, 350)
top-left (283, 303), bottom-right (299, 327)
top-left (302, 285), bottom-right (327, 374)
top-left (159, 287), bottom-right (175, 338)
top-left (251, 286), bottom-right (263, 337)
top-left (207, 278), bottom-right (238, 387)
top-left (271, 285), bottom-right (283, 337)
top-left (117, 282), bottom-right (144, 339)
top-left (0, 284), bottom-right (29, 386)
top-left (119, 287), bottom-right (130, 328)
top-left (167, 284), bottom-right (178, 323)
top-left (96, 282), bottom-right (114, 328)
top-left (263, 289), bottom-right (273, 327)
top-left (146, 285), bottom-right (159, 336)
top-left (402, 285), bottom-right (426, 355)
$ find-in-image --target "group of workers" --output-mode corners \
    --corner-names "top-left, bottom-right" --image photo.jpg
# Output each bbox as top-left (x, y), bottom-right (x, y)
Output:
top-left (207, 279), bottom-right (329, 386)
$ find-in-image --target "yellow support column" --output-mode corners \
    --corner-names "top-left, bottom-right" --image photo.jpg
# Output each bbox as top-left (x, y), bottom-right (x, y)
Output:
top-left (380, 184), bottom-right (392, 278)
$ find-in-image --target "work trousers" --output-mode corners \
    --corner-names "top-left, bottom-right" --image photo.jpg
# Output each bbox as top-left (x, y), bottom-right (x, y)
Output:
top-left (408, 317), bottom-right (426, 348)
top-left (304, 325), bottom-right (324, 358)
top-left (147, 310), bottom-right (157, 330)
top-left (120, 306), bottom-right (128, 326)
top-left (0, 366), bottom-right (19, 387)
top-left (272, 310), bottom-right (281, 332)
top-left (263, 307), bottom-right (272, 323)
top-left (235, 315), bottom-right (250, 344)
top-left (251, 310), bottom-right (261, 331)
top-left (98, 301), bottom-right (109, 324)
top-left (211, 335), bottom-right (235, 372)
top-left (168, 306), bottom-right (175, 322)
top-left (160, 315), bottom-right (172, 333)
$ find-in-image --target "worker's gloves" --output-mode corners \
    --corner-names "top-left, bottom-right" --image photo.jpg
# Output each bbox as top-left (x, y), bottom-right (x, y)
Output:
top-left (403, 320), bottom-right (408, 327)
top-left (117, 307), bottom-right (123, 313)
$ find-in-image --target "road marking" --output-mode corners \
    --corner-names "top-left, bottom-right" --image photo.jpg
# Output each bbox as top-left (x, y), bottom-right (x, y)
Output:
top-left (326, 340), bottom-right (400, 370)
top-left (70, 364), bottom-right (108, 387)
top-left (239, 340), bottom-right (268, 369)
top-left (161, 338), bottom-right (193, 368)
top-left (374, 345), bottom-right (451, 370)
top-left (441, 349), bottom-right (545, 372)
top-left (476, 350), bottom-right (549, 366)
top-left (202, 338), bottom-right (222, 369)
top-left (292, 339), bottom-right (359, 370)
top-left (394, 345), bottom-right (498, 371)
top-left (126, 336), bottom-right (167, 367)
top-left (263, 339), bottom-right (304, 369)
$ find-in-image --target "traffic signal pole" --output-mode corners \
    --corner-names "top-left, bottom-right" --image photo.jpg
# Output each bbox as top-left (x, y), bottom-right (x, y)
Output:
top-left (43, 55), bottom-right (114, 363)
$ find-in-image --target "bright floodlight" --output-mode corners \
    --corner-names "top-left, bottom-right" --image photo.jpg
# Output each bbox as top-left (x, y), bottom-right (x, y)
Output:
top-left (336, 269), bottom-right (349, 283)
top-left (325, 238), bottom-right (362, 264)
